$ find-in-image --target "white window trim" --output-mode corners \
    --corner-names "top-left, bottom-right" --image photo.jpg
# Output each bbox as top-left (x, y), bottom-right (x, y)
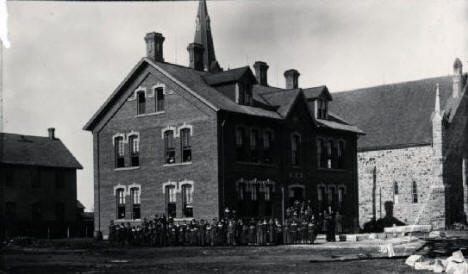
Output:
top-left (162, 181), bottom-right (179, 193)
top-left (162, 126), bottom-right (178, 138)
top-left (179, 180), bottom-right (194, 193)
top-left (128, 86), bottom-right (146, 101)
top-left (128, 183), bottom-right (141, 204)
top-left (317, 183), bottom-right (326, 201)
top-left (112, 133), bottom-right (127, 145)
top-left (288, 184), bottom-right (305, 198)
top-left (152, 83), bottom-right (169, 96)
top-left (114, 184), bottom-right (127, 198)
top-left (177, 124), bottom-right (194, 137)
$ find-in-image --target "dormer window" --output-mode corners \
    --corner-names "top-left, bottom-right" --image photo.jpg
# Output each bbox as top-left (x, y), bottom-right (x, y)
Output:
top-left (317, 99), bottom-right (327, 119)
top-left (237, 83), bottom-right (253, 106)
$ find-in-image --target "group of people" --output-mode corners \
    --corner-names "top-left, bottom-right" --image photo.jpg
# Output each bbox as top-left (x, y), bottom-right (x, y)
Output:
top-left (108, 201), bottom-right (343, 246)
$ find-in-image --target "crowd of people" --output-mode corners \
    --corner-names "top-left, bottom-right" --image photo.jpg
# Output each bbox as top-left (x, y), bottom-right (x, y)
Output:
top-left (108, 200), bottom-right (343, 246)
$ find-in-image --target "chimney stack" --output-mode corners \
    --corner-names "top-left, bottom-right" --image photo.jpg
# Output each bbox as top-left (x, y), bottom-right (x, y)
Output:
top-left (284, 69), bottom-right (300, 89)
top-left (453, 58), bottom-right (463, 98)
top-left (144, 32), bottom-right (165, 62)
top-left (187, 43), bottom-right (205, 71)
top-left (253, 61), bottom-right (269, 86)
top-left (48, 128), bottom-right (55, 140)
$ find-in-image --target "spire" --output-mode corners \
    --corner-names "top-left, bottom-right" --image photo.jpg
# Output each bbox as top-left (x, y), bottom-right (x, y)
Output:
top-left (194, 0), bottom-right (220, 72)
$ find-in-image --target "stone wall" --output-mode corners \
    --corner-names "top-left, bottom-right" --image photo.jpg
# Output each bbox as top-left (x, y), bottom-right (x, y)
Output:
top-left (357, 145), bottom-right (441, 228)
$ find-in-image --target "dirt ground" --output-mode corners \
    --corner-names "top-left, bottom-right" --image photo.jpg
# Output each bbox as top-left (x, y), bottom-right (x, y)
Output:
top-left (1, 236), bottom-right (464, 274)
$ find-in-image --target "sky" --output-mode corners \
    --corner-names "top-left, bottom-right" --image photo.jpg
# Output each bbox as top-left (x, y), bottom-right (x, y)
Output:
top-left (3, 0), bottom-right (468, 211)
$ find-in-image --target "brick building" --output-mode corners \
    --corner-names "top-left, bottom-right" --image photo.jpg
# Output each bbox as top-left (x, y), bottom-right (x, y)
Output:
top-left (84, 0), bottom-right (362, 238)
top-left (0, 128), bottom-right (83, 238)
top-left (331, 59), bottom-right (468, 229)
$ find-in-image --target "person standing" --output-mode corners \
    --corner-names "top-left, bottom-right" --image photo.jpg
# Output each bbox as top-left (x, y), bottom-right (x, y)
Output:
top-left (335, 211), bottom-right (343, 235)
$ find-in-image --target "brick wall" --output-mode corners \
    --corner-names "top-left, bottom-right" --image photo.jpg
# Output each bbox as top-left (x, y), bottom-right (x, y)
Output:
top-left (93, 64), bottom-right (219, 236)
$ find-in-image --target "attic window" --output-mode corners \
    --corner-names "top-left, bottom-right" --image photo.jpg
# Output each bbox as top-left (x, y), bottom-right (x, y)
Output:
top-left (317, 99), bottom-right (327, 119)
top-left (238, 83), bottom-right (253, 106)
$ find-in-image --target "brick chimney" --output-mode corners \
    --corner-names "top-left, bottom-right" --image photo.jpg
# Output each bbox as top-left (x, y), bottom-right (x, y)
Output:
top-left (284, 69), bottom-right (300, 89)
top-left (453, 58), bottom-right (463, 98)
top-left (187, 42), bottom-right (205, 71)
top-left (48, 128), bottom-right (55, 140)
top-left (253, 61), bottom-right (269, 86)
top-left (144, 32), bottom-right (165, 62)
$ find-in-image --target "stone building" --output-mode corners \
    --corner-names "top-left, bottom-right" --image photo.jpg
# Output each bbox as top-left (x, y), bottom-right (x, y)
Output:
top-left (0, 128), bottom-right (83, 238)
top-left (331, 59), bottom-right (468, 229)
top-left (84, 0), bottom-right (363, 237)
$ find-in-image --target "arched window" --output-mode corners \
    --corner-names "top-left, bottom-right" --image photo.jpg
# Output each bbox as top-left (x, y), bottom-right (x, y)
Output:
top-left (164, 130), bottom-right (176, 164)
top-left (116, 188), bottom-right (126, 219)
top-left (130, 187), bottom-right (140, 219)
top-left (338, 186), bottom-right (345, 208)
top-left (137, 91), bottom-right (146, 115)
top-left (250, 129), bottom-right (259, 162)
top-left (263, 130), bottom-right (273, 163)
top-left (165, 185), bottom-right (176, 218)
top-left (337, 140), bottom-right (345, 169)
top-left (327, 140), bottom-right (333, 168)
top-left (155, 87), bottom-right (165, 112)
top-left (412, 181), bottom-right (418, 203)
top-left (128, 135), bottom-right (139, 167)
top-left (114, 136), bottom-right (125, 168)
top-left (182, 184), bottom-right (193, 217)
top-left (235, 127), bottom-right (246, 161)
top-left (180, 128), bottom-right (192, 162)
top-left (393, 181), bottom-right (399, 204)
top-left (291, 134), bottom-right (301, 166)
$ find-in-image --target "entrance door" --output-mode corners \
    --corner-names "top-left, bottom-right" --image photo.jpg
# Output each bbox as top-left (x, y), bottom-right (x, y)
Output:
top-left (289, 186), bottom-right (304, 206)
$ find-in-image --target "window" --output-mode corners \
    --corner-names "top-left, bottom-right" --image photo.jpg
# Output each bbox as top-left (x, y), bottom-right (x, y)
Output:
top-left (328, 186), bottom-right (336, 207)
top-left (56, 203), bottom-right (65, 222)
top-left (55, 169), bottom-right (65, 189)
top-left (129, 135), bottom-right (139, 167)
top-left (263, 130), bottom-right (273, 163)
top-left (412, 181), bottom-right (418, 203)
top-left (338, 186), bottom-right (345, 208)
top-left (327, 141), bottom-right (333, 168)
top-left (114, 136), bottom-right (125, 168)
top-left (317, 185), bottom-right (327, 211)
top-left (137, 91), bottom-right (146, 115)
top-left (155, 87), bottom-right (165, 112)
top-left (236, 127), bottom-right (246, 161)
top-left (181, 128), bottom-right (192, 162)
top-left (6, 202), bottom-right (16, 219)
top-left (250, 129), bottom-right (259, 162)
top-left (331, 141), bottom-right (339, 169)
top-left (238, 83), bottom-right (253, 106)
top-left (393, 181), bottom-right (399, 204)
top-left (238, 85), bottom-right (245, 105)
top-left (320, 140), bottom-right (328, 168)
top-left (291, 134), bottom-right (301, 166)
top-left (116, 188), bottom-right (126, 219)
top-left (337, 141), bottom-right (345, 169)
top-left (264, 185), bottom-right (272, 216)
top-left (317, 99), bottom-right (328, 119)
top-left (130, 187), bottom-right (141, 219)
top-left (182, 184), bottom-right (193, 217)
top-left (166, 185), bottom-right (176, 218)
top-left (164, 130), bottom-right (176, 164)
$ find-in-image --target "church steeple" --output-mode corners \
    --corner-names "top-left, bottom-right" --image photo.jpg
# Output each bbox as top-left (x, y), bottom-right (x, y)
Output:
top-left (193, 0), bottom-right (221, 72)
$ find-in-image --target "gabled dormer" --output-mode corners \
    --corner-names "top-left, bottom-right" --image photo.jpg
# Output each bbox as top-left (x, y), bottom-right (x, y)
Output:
top-left (203, 66), bottom-right (257, 106)
top-left (303, 86), bottom-right (332, 120)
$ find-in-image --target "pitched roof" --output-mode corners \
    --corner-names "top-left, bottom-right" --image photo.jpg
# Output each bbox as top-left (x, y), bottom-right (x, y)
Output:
top-left (202, 66), bottom-right (256, 86)
top-left (303, 86), bottom-right (332, 100)
top-left (0, 133), bottom-right (83, 169)
top-left (84, 58), bottom-right (360, 134)
top-left (330, 75), bottom-right (456, 151)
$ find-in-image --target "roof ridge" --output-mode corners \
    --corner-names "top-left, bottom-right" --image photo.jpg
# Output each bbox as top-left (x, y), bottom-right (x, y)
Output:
top-left (334, 74), bottom-right (454, 94)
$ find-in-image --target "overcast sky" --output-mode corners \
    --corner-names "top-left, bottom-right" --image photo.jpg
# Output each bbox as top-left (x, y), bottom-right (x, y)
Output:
top-left (3, 0), bottom-right (468, 211)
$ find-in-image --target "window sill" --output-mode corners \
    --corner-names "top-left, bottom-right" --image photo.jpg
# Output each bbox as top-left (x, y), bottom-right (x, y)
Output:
top-left (136, 111), bottom-right (165, 118)
top-left (163, 162), bottom-right (192, 167)
top-left (173, 217), bottom-right (195, 222)
top-left (317, 167), bottom-right (347, 172)
top-left (114, 219), bottom-right (142, 223)
top-left (236, 161), bottom-right (277, 167)
top-left (114, 166), bottom-right (140, 171)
